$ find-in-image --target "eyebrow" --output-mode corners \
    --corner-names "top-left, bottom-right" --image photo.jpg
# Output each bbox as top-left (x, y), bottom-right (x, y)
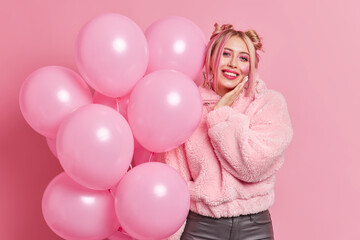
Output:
top-left (224, 47), bottom-right (250, 55)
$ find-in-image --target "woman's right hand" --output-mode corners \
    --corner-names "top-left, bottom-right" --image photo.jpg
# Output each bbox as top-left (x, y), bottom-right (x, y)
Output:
top-left (213, 76), bottom-right (248, 110)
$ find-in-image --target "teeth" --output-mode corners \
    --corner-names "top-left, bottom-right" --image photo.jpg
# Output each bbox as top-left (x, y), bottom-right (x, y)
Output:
top-left (224, 71), bottom-right (237, 77)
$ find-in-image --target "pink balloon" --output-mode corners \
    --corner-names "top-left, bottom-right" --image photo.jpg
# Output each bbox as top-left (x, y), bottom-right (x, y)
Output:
top-left (42, 172), bottom-right (119, 240)
top-left (19, 66), bottom-right (92, 138)
top-left (57, 104), bottom-right (134, 190)
top-left (115, 162), bottom-right (190, 240)
top-left (46, 138), bottom-right (57, 158)
top-left (133, 146), bottom-right (157, 166)
top-left (127, 70), bottom-right (202, 152)
top-left (76, 13), bottom-right (149, 98)
top-left (145, 16), bottom-right (206, 80)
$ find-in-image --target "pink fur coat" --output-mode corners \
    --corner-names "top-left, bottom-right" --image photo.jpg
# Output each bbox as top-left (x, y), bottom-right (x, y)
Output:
top-left (158, 79), bottom-right (293, 239)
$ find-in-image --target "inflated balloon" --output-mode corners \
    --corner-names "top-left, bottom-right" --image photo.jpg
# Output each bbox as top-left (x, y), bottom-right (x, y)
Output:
top-left (133, 146), bottom-right (157, 166)
top-left (115, 162), bottom-right (190, 240)
top-left (46, 138), bottom-right (57, 158)
top-left (145, 16), bottom-right (206, 80)
top-left (76, 13), bottom-right (149, 98)
top-left (19, 66), bottom-right (92, 138)
top-left (42, 172), bottom-right (119, 240)
top-left (127, 70), bottom-right (202, 152)
top-left (57, 104), bottom-right (134, 190)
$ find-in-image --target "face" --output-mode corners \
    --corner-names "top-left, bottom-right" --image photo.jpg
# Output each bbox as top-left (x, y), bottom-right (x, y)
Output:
top-left (213, 36), bottom-right (250, 96)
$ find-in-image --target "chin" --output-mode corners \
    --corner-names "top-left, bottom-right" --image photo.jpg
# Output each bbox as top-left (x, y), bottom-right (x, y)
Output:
top-left (222, 80), bottom-right (239, 89)
top-left (217, 74), bottom-right (241, 89)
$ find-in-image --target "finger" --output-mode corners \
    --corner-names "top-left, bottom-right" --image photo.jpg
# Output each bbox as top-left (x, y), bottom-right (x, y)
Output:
top-left (243, 75), bottom-right (249, 83)
top-left (236, 76), bottom-right (249, 93)
top-left (227, 76), bottom-right (249, 98)
top-left (228, 83), bottom-right (245, 100)
top-left (230, 82), bottom-right (243, 96)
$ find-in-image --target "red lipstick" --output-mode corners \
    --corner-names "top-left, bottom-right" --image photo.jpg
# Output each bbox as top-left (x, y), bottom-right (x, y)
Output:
top-left (221, 69), bottom-right (239, 80)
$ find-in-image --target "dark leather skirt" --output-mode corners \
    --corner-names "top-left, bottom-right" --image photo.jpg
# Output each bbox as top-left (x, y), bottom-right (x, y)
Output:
top-left (180, 210), bottom-right (274, 240)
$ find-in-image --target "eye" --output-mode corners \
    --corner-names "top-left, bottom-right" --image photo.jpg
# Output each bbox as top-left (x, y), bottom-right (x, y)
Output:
top-left (223, 51), bottom-right (231, 57)
top-left (239, 56), bottom-right (249, 62)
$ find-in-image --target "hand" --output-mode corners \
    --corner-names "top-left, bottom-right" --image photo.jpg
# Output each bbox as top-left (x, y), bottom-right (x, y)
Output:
top-left (214, 76), bottom-right (248, 110)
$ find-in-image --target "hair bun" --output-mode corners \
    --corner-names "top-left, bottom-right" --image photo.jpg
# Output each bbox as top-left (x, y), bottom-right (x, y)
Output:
top-left (212, 23), bottom-right (234, 36)
top-left (245, 30), bottom-right (263, 51)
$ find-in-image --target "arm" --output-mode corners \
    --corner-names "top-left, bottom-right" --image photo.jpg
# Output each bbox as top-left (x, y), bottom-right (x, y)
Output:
top-left (157, 144), bottom-right (192, 182)
top-left (207, 90), bottom-right (293, 183)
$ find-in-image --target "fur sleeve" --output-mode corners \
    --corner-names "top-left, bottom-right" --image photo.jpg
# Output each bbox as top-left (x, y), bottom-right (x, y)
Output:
top-left (157, 144), bottom-right (192, 182)
top-left (206, 90), bottom-right (293, 182)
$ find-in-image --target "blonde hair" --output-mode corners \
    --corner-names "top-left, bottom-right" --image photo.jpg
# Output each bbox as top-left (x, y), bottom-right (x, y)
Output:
top-left (203, 23), bottom-right (263, 96)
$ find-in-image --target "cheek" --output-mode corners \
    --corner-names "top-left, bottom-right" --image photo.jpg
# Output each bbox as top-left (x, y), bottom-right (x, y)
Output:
top-left (240, 64), bottom-right (250, 75)
top-left (219, 58), bottom-right (227, 66)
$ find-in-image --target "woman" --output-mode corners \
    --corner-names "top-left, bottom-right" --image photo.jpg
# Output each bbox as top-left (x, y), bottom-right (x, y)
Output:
top-left (159, 23), bottom-right (293, 240)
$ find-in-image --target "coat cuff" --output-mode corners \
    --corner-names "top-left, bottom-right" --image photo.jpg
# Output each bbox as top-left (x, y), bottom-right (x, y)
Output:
top-left (206, 106), bottom-right (235, 128)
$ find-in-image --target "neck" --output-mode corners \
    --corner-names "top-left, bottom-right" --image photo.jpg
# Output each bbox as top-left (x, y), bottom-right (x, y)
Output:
top-left (215, 89), bottom-right (226, 97)
top-left (215, 86), bottom-right (230, 97)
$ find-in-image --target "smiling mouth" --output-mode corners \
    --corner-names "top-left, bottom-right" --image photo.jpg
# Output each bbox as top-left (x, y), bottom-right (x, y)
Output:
top-left (222, 70), bottom-right (239, 80)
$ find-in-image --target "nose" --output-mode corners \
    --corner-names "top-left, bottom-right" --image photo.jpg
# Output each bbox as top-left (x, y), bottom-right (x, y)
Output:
top-left (227, 56), bottom-right (237, 68)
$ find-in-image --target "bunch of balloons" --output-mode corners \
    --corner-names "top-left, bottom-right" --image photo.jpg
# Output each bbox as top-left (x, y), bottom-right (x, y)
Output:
top-left (19, 13), bottom-right (206, 240)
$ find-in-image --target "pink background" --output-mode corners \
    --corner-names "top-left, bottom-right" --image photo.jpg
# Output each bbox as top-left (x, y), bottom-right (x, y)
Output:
top-left (1, 0), bottom-right (359, 239)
